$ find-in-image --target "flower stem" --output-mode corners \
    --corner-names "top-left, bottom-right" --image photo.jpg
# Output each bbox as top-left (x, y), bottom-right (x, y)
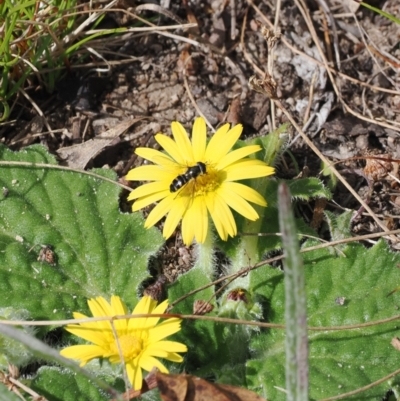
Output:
top-left (193, 222), bottom-right (215, 280)
top-left (278, 182), bottom-right (309, 401)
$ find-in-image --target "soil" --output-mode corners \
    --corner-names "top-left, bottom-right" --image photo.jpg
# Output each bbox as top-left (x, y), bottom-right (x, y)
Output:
top-left (2, 0), bottom-right (400, 278)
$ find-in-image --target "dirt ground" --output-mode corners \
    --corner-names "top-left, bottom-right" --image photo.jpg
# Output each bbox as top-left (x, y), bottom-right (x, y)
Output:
top-left (2, 0), bottom-right (400, 276)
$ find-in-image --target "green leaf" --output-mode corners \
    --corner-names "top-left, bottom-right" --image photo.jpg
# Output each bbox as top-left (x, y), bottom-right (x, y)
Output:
top-left (0, 145), bottom-right (163, 322)
top-left (247, 239), bottom-right (400, 400)
top-left (324, 210), bottom-right (353, 241)
top-left (287, 177), bottom-right (332, 201)
top-left (321, 160), bottom-right (338, 190)
top-left (177, 318), bottom-right (219, 374)
top-left (0, 384), bottom-right (21, 401)
top-left (0, 307), bottom-right (35, 368)
top-left (244, 124), bottom-right (289, 167)
top-left (169, 268), bottom-right (215, 314)
top-left (0, 322), bottom-right (116, 395)
top-left (168, 232), bottom-right (216, 313)
top-left (32, 366), bottom-right (121, 401)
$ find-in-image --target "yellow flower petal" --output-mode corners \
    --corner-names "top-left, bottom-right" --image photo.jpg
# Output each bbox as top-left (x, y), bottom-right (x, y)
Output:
top-left (164, 353), bottom-right (184, 363)
top-left (139, 355), bottom-right (169, 373)
top-left (218, 203), bottom-right (237, 238)
top-left (64, 325), bottom-right (109, 345)
top-left (217, 145), bottom-right (262, 170)
top-left (126, 360), bottom-right (142, 390)
top-left (205, 123), bottom-right (242, 162)
top-left (206, 194), bottom-right (237, 240)
top-left (156, 134), bottom-right (187, 165)
top-left (135, 147), bottom-right (173, 165)
top-left (131, 295), bottom-right (156, 329)
top-left (222, 182), bottom-right (267, 206)
top-left (181, 196), bottom-right (208, 244)
top-left (152, 299), bottom-right (169, 315)
top-left (216, 186), bottom-right (259, 221)
top-left (163, 197), bottom-right (190, 239)
top-left (225, 160), bottom-right (275, 181)
top-left (144, 195), bottom-right (176, 228)
top-left (60, 344), bottom-right (105, 365)
top-left (146, 341), bottom-right (187, 362)
top-left (191, 117), bottom-right (207, 161)
top-left (148, 318), bottom-right (184, 342)
top-left (131, 295), bottom-right (167, 331)
top-left (142, 348), bottom-right (169, 359)
top-left (72, 312), bottom-right (87, 320)
top-left (130, 189), bottom-right (170, 211)
top-left (171, 121), bottom-right (195, 163)
top-left (88, 297), bottom-right (111, 316)
top-left (67, 317), bottom-right (102, 334)
top-left (128, 181), bottom-right (168, 199)
top-left (86, 298), bottom-right (114, 333)
top-left (147, 340), bottom-right (188, 354)
top-left (212, 215), bottom-right (227, 240)
top-left (110, 295), bottom-right (129, 332)
top-left (126, 165), bottom-right (172, 181)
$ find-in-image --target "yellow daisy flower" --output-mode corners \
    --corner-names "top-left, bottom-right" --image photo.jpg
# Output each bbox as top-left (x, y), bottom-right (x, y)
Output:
top-left (60, 295), bottom-right (187, 390)
top-left (127, 117), bottom-right (275, 245)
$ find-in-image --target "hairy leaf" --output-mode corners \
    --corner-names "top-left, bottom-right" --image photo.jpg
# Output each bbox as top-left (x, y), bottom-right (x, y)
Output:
top-left (248, 240), bottom-right (400, 400)
top-left (0, 145), bottom-right (163, 323)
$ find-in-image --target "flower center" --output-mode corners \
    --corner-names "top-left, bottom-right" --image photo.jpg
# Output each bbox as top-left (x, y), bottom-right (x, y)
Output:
top-left (111, 334), bottom-right (143, 361)
top-left (180, 166), bottom-right (222, 197)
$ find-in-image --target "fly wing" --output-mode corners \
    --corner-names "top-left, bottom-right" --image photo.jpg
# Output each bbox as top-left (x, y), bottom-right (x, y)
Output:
top-left (152, 154), bottom-right (187, 175)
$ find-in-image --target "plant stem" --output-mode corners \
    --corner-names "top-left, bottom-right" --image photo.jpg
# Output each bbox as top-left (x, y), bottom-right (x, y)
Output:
top-left (278, 182), bottom-right (309, 401)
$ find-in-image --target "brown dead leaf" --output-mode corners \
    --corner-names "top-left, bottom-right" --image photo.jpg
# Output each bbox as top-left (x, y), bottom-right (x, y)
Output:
top-left (156, 372), bottom-right (268, 401)
top-left (311, 198), bottom-right (328, 230)
top-left (177, 49), bottom-right (197, 76)
top-left (226, 96), bottom-right (241, 126)
top-left (57, 117), bottom-right (146, 169)
top-left (182, 0), bottom-right (200, 36)
top-left (363, 155), bottom-right (394, 182)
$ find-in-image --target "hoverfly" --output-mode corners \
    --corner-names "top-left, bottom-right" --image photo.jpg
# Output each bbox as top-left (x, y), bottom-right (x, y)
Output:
top-left (170, 162), bottom-right (206, 193)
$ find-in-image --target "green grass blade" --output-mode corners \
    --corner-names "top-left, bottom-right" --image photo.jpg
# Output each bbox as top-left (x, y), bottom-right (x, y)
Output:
top-left (360, 2), bottom-right (400, 25)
